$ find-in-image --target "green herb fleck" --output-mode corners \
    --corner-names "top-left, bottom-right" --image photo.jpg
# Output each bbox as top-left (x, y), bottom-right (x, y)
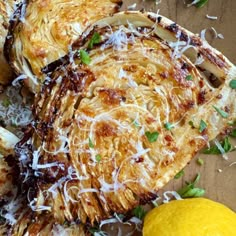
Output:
top-left (213, 106), bottom-right (229, 118)
top-left (132, 205), bottom-right (146, 220)
top-left (230, 129), bottom-right (236, 138)
top-left (145, 131), bottom-right (159, 143)
top-left (199, 119), bottom-right (207, 133)
top-left (197, 158), bottom-right (204, 166)
top-left (88, 32), bottom-right (101, 49)
top-left (229, 79), bottom-right (236, 89)
top-left (2, 99), bottom-right (11, 108)
top-left (203, 136), bottom-right (233, 154)
top-left (164, 122), bottom-right (174, 130)
top-left (174, 169), bottom-right (184, 179)
top-left (95, 154), bottom-right (101, 162)
top-left (177, 173), bottom-right (205, 198)
top-left (79, 50), bottom-right (91, 65)
top-left (89, 137), bottom-right (94, 148)
top-left (181, 188), bottom-right (205, 198)
top-left (228, 120), bottom-right (236, 126)
top-left (189, 120), bottom-right (195, 128)
top-left (185, 75), bottom-right (193, 81)
top-left (195, 0), bottom-right (208, 8)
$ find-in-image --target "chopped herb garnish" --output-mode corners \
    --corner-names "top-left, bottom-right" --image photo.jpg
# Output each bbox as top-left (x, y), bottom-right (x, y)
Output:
top-left (197, 158), bottom-right (204, 166)
top-left (177, 173), bottom-right (205, 198)
top-left (188, 120), bottom-right (195, 128)
top-left (79, 50), bottom-right (91, 65)
top-left (174, 169), bottom-right (184, 179)
top-left (230, 129), bottom-right (236, 137)
top-left (185, 75), bottom-right (193, 81)
top-left (181, 188), bottom-right (205, 198)
top-left (203, 136), bottom-right (233, 154)
top-left (89, 137), bottom-right (94, 148)
top-left (164, 122), bottom-right (174, 130)
top-left (132, 205), bottom-right (146, 220)
top-left (229, 79), bottom-right (236, 89)
top-left (228, 120), bottom-right (236, 126)
top-left (199, 119), bottom-right (207, 133)
top-left (88, 32), bottom-right (101, 49)
top-left (195, 0), bottom-right (208, 8)
top-left (2, 99), bottom-right (11, 108)
top-left (145, 131), bottom-right (159, 143)
top-left (213, 105), bottom-right (229, 118)
top-left (95, 154), bottom-right (101, 162)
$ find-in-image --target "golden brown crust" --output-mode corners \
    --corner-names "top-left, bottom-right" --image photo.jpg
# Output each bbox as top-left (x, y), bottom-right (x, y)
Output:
top-left (0, 128), bottom-right (19, 201)
top-left (5, 0), bottom-right (122, 92)
top-left (9, 211), bottom-right (87, 236)
top-left (0, 0), bottom-right (20, 85)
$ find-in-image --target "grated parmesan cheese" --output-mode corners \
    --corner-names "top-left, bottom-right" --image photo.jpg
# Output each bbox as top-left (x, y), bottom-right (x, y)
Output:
top-left (127, 3), bottom-right (137, 10)
top-left (206, 15), bottom-right (218, 20)
top-left (214, 139), bottom-right (228, 160)
top-left (162, 191), bottom-right (182, 203)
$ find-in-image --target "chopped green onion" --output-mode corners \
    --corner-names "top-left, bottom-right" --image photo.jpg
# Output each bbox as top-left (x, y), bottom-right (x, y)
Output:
top-left (229, 80), bottom-right (236, 89)
top-left (177, 173), bottom-right (205, 198)
top-left (228, 120), bottom-right (236, 126)
top-left (181, 188), bottom-right (205, 198)
top-left (95, 154), bottom-right (101, 162)
top-left (89, 137), bottom-right (94, 148)
top-left (132, 206), bottom-right (146, 220)
top-left (230, 129), bottom-right (236, 137)
top-left (199, 119), bottom-right (207, 133)
top-left (79, 50), bottom-right (91, 65)
top-left (88, 32), bottom-right (101, 49)
top-left (197, 158), bottom-right (204, 166)
top-left (185, 75), bottom-right (193, 81)
top-left (203, 136), bottom-right (232, 154)
top-left (145, 131), bottom-right (159, 143)
top-left (2, 99), bottom-right (11, 108)
top-left (188, 120), bottom-right (195, 128)
top-left (213, 106), bottom-right (229, 118)
top-left (195, 0), bottom-right (208, 8)
top-left (174, 170), bottom-right (184, 179)
top-left (164, 122), bottom-right (174, 130)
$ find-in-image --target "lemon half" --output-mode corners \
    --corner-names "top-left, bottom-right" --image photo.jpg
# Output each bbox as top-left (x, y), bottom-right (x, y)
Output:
top-left (143, 198), bottom-right (236, 236)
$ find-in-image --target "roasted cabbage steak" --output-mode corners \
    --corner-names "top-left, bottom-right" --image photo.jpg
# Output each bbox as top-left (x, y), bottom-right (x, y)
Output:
top-left (15, 12), bottom-right (236, 226)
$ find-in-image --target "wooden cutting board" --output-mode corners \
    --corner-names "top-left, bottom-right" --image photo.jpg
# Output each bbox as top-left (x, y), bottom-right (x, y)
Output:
top-left (121, 0), bottom-right (236, 211)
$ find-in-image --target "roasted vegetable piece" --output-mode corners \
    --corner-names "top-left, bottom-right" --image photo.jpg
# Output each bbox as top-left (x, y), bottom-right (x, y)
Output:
top-left (15, 12), bottom-right (236, 225)
top-left (0, 127), bottom-right (19, 201)
top-left (0, 0), bottom-right (21, 85)
top-left (5, 0), bottom-right (122, 92)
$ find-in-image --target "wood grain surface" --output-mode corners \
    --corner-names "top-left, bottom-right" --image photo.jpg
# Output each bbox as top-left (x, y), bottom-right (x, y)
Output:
top-left (120, 0), bottom-right (236, 211)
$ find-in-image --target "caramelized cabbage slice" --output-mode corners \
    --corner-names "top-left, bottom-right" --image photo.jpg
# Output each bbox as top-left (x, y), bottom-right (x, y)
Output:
top-left (0, 0), bottom-right (20, 85)
top-left (9, 212), bottom-right (87, 236)
top-left (16, 12), bottom-right (236, 225)
top-left (5, 0), bottom-right (122, 92)
top-left (0, 127), bottom-right (19, 201)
